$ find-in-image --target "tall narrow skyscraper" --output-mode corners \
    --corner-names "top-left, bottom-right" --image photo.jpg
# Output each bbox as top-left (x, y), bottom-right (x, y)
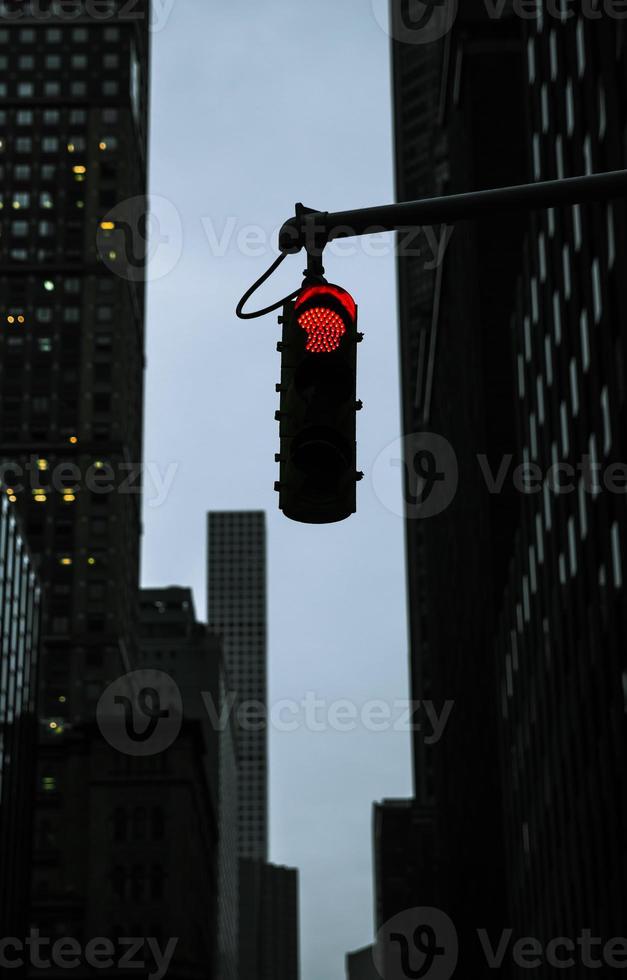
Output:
top-left (207, 511), bottom-right (268, 861)
top-left (0, 487), bottom-right (40, 945)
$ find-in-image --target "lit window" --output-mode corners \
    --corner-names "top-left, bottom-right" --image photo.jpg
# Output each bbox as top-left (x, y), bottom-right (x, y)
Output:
top-left (580, 311), bottom-right (590, 372)
top-left (12, 192), bottom-right (30, 209)
top-left (43, 109), bottom-right (60, 125)
top-left (592, 259), bottom-right (602, 323)
top-left (560, 401), bottom-right (569, 457)
top-left (540, 84), bottom-right (549, 134)
top-left (583, 134), bottom-right (592, 176)
top-left (569, 358), bottom-right (579, 417)
top-left (16, 109), bottom-right (33, 126)
top-left (549, 30), bottom-right (558, 81)
top-left (16, 137), bottom-right (32, 154)
top-left (578, 480), bottom-right (588, 541)
top-left (601, 386), bottom-right (612, 455)
top-left (565, 79), bottom-right (575, 137)
top-left (607, 205), bottom-right (616, 269)
top-left (71, 82), bottom-right (87, 98)
top-left (40, 192), bottom-right (54, 210)
top-left (42, 137), bottom-right (59, 153)
top-left (599, 83), bottom-right (607, 141)
top-left (568, 517), bottom-right (577, 577)
top-left (576, 19), bottom-right (586, 78)
top-left (71, 54), bottom-right (88, 69)
top-left (572, 205), bottom-right (582, 251)
top-left (611, 523), bottom-right (623, 589)
top-left (44, 82), bottom-right (61, 98)
top-left (544, 335), bottom-right (553, 387)
top-left (562, 247), bottom-right (571, 301)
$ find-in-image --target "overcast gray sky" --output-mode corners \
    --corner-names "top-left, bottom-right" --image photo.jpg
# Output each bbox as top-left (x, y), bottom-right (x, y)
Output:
top-left (141, 2), bottom-right (412, 976)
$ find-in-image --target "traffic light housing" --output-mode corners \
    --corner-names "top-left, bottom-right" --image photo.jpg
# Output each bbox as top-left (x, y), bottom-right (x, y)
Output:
top-left (275, 282), bottom-right (362, 524)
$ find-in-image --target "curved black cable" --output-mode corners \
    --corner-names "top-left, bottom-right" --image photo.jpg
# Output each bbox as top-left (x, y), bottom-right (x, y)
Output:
top-left (236, 252), bottom-right (301, 320)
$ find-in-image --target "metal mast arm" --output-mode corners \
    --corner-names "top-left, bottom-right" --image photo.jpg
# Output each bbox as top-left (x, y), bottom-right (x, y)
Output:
top-left (278, 169), bottom-right (627, 255)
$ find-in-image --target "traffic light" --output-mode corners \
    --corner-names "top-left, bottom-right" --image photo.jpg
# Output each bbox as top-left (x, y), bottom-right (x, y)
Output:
top-left (274, 281), bottom-right (363, 524)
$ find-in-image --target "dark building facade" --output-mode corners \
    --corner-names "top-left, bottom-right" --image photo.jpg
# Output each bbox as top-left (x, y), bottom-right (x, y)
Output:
top-left (138, 587), bottom-right (239, 980)
top-left (372, 799), bottom-right (435, 932)
top-left (239, 859), bottom-right (300, 980)
top-left (495, 15), bottom-right (627, 953)
top-left (0, 0), bottom-right (149, 948)
top-left (392, 0), bottom-right (627, 973)
top-left (392, 4), bottom-right (529, 968)
top-left (0, 0), bottom-right (150, 948)
top-left (0, 487), bottom-right (41, 946)
top-left (345, 945), bottom-right (377, 980)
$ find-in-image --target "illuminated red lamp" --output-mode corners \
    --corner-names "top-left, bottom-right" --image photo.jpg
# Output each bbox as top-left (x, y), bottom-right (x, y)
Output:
top-left (295, 284), bottom-right (356, 353)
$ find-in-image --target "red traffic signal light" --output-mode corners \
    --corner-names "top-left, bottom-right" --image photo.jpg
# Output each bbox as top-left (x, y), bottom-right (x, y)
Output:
top-left (275, 285), bottom-right (362, 524)
top-left (295, 284), bottom-right (357, 354)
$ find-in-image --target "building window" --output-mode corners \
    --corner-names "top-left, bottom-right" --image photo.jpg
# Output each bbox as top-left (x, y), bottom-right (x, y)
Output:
top-left (611, 523), bottom-right (622, 588)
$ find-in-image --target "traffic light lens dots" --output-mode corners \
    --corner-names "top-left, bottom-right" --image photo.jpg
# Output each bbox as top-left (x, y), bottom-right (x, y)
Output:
top-left (295, 283), bottom-right (357, 355)
top-left (298, 307), bottom-right (346, 353)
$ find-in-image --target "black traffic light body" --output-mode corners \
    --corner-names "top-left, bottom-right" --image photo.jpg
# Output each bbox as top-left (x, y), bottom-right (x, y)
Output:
top-left (275, 285), bottom-right (361, 524)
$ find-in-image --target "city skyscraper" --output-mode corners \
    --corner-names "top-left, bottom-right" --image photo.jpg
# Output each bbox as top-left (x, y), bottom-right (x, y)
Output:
top-left (392, 0), bottom-right (627, 968)
top-left (138, 587), bottom-right (239, 980)
top-left (0, 487), bottom-right (40, 947)
top-left (345, 946), bottom-right (377, 980)
top-left (207, 510), bottom-right (268, 861)
top-left (495, 15), bottom-right (627, 944)
top-left (239, 859), bottom-right (300, 980)
top-left (0, 2), bottom-right (150, 942)
top-left (391, 8), bottom-right (529, 967)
